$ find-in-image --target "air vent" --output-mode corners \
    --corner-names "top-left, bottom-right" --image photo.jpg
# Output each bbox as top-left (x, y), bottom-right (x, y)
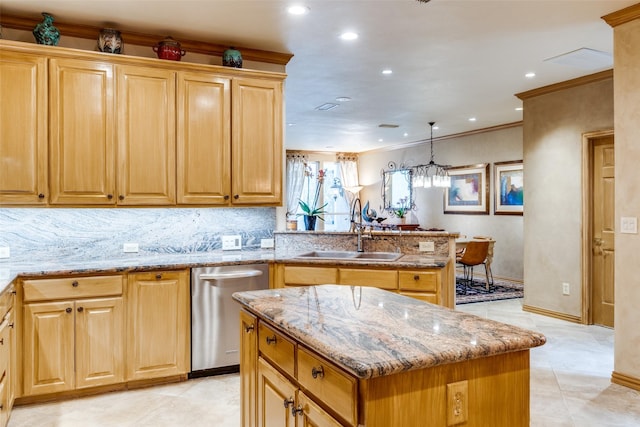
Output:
top-left (315, 103), bottom-right (339, 111)
top-left (378, 124), bottom-right (399, 128)
top-left (544, 48), bottom-right (612, 71)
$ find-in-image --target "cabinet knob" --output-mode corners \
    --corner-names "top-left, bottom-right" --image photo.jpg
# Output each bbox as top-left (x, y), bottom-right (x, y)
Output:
top-left (38, 193), bottom-right (45, 199)
top-left (265, 335), bottom-right (277, 345)
top-left (72, 281), bottom-right (79, 287)
top-left (414, 275), bottom-right (420, 281)
top-left (8, 323), bottom-right (14, 329)
top-left (107, 194), bottom-right (113, 200)
top-left (233, 194), bottom-right (239, 200)
top-left (66, 307), bottom-right (72, 314)
top-left (244, 324), bottom-right (255, 333)
top-left (291, 405), bottom-right (303, 417)
top-left (224, 195), bottom-right (230, 200)
top-left (311, 366), bottom-right (325, 379)
top-left (77, 307), bottom-right (84, 313)
top-left (155, 274), bottom-right (162, 280)
top-left (283, 397), bottom-right (294, 409)
top-left (0, 338), bottom-right (3, 345)
top-left (119, 195), bottom-right (125, 200)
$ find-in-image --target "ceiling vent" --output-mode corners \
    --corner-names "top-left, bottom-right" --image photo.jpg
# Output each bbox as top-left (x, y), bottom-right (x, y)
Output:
top-left (378, 124), bottom-right (399, 128)
top-left (544, 48), bottom-right (612, 71)
top-left (315, 103), bottom-right (339, 111)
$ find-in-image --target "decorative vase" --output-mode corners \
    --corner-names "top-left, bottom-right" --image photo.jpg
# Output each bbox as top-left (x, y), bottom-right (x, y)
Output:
top-left (153, 37), bottom-right (186, 61)
top-left (98, 28), bottom-right (123, 54)
top-left (303, 215), bottom-right (317, 231)
top-left (222, 47), bottom-right (243, 68)
top-left (32, 12), bottom-right (60, 46)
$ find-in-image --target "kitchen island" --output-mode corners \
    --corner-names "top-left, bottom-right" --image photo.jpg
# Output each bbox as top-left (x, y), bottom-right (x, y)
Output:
top-left (233, 285), bottom-right (546, 427)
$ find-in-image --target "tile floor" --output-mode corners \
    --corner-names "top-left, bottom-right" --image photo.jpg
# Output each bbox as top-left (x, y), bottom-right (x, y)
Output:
top-left (9, 299), bottom-right (640, 427)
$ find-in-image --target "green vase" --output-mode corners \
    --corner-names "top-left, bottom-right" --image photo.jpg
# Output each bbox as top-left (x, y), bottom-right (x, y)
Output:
top-left (33, 12), bottom-right (60, 46)
top-left (223, 47), bottom-right (243, 68)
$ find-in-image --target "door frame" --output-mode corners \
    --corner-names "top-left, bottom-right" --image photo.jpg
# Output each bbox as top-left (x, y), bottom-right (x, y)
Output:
top-left (581, 129), bottom-right (614, 324)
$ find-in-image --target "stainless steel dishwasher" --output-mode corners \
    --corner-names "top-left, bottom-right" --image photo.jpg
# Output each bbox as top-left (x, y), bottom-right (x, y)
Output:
top-left (190, 263), bottom-right (269, 377)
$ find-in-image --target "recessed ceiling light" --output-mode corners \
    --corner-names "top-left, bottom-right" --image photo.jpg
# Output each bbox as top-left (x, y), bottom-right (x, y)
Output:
top-left (315, 103), bottom-right (339, 111)
top-left (287, 123), bottom-right (296, 126)
top-left (515, 107), bottom-right (523, 111)
top-left (403, 132), bottom-right (409, 137)
top-left (335, 96), bottom-right (351, 102)
top-left (378, 138), bottom-right (384, 142)
top-left (525, 72), bottom-right (536, 78)
top-left (382, 69), bottom-right (393, 75)
top-left (287, 5), bottom-right (309, 15)
top-left (469, 117), bottom-right (477, 122)
top-left (340, 31), bottom-right (358, 41)
top-left (433, 126), bottom-right (439, 130)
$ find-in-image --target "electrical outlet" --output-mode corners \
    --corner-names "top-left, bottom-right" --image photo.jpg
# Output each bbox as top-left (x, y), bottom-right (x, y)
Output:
top-left (562, 282), bottom-right (570, 296)
top-left (447, 380), bottom-right (468, 426)
top-left (260, 238), bottom-right (274, 249)
top-left (222, 235), bottom-right (242, 250)
top-left (123, 243), bottom-right (139, 253)
top-left (621, 217), bottom-right (638, 234)
top-left (0, 246), bottom-right (10, 259)
top-left (419, 241), bottom-right (435, 252)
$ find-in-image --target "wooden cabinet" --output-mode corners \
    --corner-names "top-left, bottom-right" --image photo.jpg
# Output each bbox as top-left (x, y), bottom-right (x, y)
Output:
top-left (116, 65), bottom-right (176, 205)
top-left (0, 50), bottom-right (48, 205)
top-left (177, 72), bottom-right (231, 204)
top-left (275, 263), bottom-right (448, 307)
top-left (126, 270), bottom-right (189, 380)
top-left (240, 310), bottom-right (258, 427)
top-left (231, 77), bottom-right (283, 205)
top-left (0, 288), bottom-right (15, 427)
top-left (21, 275), bottom-right (124, 396)
top-left (48, 57), bottom-right (116, 205)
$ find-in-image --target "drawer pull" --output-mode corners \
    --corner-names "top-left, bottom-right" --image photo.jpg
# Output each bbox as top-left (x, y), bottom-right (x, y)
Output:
top-left (292, 404), bottom-right (303, 417)
top-left (65, 307), bottom-right (72, 314)
top-left (414, 275), bottom-right (420, 281)
top-left (244, 324), bottom-right (255, 333)
top-left (0, 338), bottom-right (3, 345)
top-left (265, 335), bottom-right (277, 345)
top-left (77, 307), bottom-right (84, 313)
top-left (72, 281), bottom-right (79, 287)
top-left (311, 366), bottom-right (325, 379)
top-left (283, 397), bottom-right (294, 409)
top-left (156, 274), bottom-right (163, 280)
top-left (8, 323), bottom-right (14, 329)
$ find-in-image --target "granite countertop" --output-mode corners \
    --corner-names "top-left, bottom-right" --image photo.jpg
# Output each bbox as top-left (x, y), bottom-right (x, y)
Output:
top-left (273, 253), bottom-right (450, 269)
top-left (233, 285), bottom-right (546, 379)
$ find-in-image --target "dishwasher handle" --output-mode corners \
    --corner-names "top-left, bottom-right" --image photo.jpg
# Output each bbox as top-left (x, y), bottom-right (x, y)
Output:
top-left (198, 270), bottom-right (264, 281)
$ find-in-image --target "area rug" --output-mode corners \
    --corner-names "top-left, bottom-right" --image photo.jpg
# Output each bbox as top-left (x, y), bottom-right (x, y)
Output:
top-left (455, 276), bottom-right (524, 305)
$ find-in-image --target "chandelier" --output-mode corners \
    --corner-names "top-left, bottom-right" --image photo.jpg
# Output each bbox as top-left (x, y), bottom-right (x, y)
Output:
top-left (412, 122), bottom-right (451, 188)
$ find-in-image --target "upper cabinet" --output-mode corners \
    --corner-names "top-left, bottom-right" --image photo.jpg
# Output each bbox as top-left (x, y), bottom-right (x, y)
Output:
top-left (0, 50), bottom-right (48, 205)
top-left (0, 40), bottom-right (285, 207)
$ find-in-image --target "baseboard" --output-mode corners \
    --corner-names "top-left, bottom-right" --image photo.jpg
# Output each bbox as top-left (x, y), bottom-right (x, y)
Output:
top-left (522, 304), bottom-right (582, 324)
top-left (612, 371), bottom-right (640, 391)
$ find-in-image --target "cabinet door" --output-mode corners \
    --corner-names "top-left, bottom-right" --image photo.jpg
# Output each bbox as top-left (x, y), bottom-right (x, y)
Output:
top-left (23, 301), bottom-right (75, 395)
top-left (0, 311), bottom-right (11, 426)
top-left (116, 65), bottom-right (176, 205)
top-left (177, 72), bottom-right (231, 204)
top-left (0, 51), bottom-right (48, 205)
top-left (297, 391), bottom-right (343, 427)
top-left (240, 310), bottom-right (258, 427)
top-left (127, 270), bottom-right (189, 380)
top-left (75, 297), bottom-right (124, 389)
top-left (257, 358), bottom-right (296, 427)
top-left (49, 58), bottom-right (116, 205)
top-left (231, 78), bottom-right (283, 205)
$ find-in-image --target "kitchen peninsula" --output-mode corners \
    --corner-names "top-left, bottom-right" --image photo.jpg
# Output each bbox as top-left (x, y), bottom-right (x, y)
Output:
top-left (234, 285), bottom-right (546, 427)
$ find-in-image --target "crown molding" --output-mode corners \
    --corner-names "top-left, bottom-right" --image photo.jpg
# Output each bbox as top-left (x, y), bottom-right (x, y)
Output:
top-left (0, 12), bottom-right (294, 66)
top-left (602, 3), bottom-right (640, 28)
top-left (515, 70), bottom-right (613, 100)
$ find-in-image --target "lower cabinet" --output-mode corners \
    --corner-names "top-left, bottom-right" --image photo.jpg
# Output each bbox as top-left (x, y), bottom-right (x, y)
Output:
top-left (21, 275), bottom-right (124, 397)
top-left (0, 289), bottom-right (15, 427)
top-left (126, 270), bottom-right (189, 380)
top-left (240, 310), bottom-right (258, 427)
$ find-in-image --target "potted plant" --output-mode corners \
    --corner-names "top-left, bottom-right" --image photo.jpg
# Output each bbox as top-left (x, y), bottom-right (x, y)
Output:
top-left (392, 197), bottom-right (410, 223)
top-left (298, 167), bottom-right (327, 230)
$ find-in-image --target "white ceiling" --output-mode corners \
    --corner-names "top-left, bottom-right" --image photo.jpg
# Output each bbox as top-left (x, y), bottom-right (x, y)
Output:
top-left (2, 0), bottom-right (635, 152)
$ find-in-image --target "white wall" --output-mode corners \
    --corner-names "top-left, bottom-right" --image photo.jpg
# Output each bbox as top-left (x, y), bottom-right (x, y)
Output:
top-left (358, 126), bottom-right (524, 280)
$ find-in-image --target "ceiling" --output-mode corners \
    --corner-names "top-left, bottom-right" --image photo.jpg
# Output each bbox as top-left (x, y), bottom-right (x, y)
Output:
top-left (1, 0), bottom-right (635, 153)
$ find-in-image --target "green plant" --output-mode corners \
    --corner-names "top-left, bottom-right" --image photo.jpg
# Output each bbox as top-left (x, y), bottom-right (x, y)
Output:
top-left (298, 199), bottom-right (328, 220)
top-left (392, 197), bottom-right (410, 218)
top-left (298, 165), bottom-right (327, 220)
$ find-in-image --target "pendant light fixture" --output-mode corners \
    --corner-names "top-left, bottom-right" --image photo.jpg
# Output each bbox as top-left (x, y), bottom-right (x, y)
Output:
top-left (412, 122), bottom-right (451, 188)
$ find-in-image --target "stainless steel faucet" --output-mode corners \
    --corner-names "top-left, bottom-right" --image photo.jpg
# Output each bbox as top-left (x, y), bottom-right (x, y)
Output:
top-left (350, 197), bottom-right (365, 252)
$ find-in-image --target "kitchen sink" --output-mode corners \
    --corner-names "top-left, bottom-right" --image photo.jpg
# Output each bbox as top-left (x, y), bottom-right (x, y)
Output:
top-left (294, 250), bottom-right (402, 262)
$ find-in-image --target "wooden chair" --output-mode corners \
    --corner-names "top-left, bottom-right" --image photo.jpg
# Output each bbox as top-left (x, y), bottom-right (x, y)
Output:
top-left (456, 240), bottom-right (492, 292)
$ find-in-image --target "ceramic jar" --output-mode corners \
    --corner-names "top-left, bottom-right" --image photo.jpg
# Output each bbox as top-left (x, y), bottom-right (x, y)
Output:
top-left (33, 12), bottom-right (60, 46)
top-left (98, 28), bottom-right (123, 54)
top-left (222, 47), bottom-right (243, 68)
top-left (153, 37), bottom-right (186, 61)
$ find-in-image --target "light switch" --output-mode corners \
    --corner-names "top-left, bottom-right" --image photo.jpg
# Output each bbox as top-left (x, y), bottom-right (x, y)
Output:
top-left (621, 217), bottom-right (638, 234)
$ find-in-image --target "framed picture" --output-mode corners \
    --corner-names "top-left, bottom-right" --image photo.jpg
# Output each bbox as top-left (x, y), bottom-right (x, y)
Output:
top-left (444, 163), bottom-right (490, 214)
top-left (494, 160), bottom-right (523, 215)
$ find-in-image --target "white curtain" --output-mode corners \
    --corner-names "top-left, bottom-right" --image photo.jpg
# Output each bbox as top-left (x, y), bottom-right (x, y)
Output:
top-left (338, 153), bottom-right (359, 208)
top-left (285, 153), bottom-right (307, 218)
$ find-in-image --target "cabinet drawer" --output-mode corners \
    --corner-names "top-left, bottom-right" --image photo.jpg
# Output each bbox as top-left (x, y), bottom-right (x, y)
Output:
top-left (0, 286), bottom-right (14, 320)
top-left (22, 275), bottom-right (123, 302)
top-left (398, 270), bottom-right (439, 292)
top-left (284, 266), bottom-right (338, 285)
top-left (399, 291), bottom-right (438, 304)
top-left (258, 322), bottom-right (295, 378)
top-left (339, 268), bottom-right (397, 290)
top-left (297, 347), bottom-right (357, 426)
